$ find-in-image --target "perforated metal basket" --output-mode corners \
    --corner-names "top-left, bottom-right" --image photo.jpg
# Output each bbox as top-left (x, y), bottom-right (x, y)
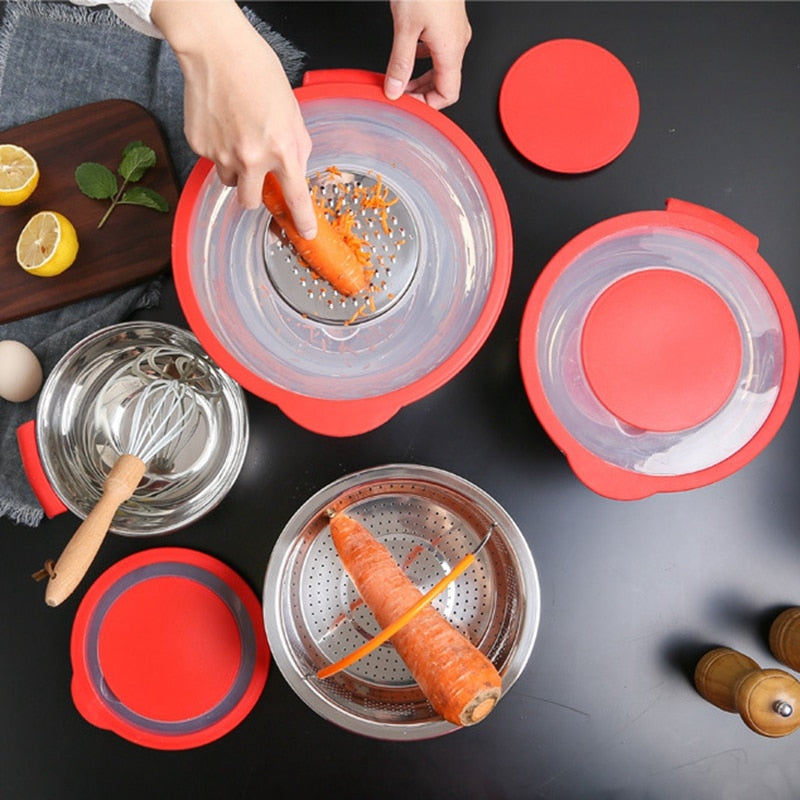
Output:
top-left (262, 464), bottom-right (540, 740)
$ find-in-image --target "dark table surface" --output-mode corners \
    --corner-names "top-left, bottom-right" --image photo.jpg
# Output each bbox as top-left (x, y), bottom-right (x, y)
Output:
top-left (3, 2), bottom-right (800, 798)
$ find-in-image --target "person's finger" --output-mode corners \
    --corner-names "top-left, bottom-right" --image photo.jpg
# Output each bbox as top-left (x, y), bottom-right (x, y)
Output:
top-left (406, 70), bottom-right (459, 110)
top-left (407, 27), bottom-right (465, 109)
top-left (273, 168), bottom-right (317, 239)
top-left (216, 163), bottom-right (238, 187)
top-left (384, 26), bottom-right (420, 100)
top-left (235, 168), bottom-right (265, 210)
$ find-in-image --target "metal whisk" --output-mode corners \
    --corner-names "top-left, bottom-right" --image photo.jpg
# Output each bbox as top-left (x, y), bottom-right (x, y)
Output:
top-left (45, 378), bottom-right (198, 607)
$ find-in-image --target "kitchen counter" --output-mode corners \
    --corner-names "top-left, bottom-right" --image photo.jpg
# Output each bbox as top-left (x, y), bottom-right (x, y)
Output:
top-left (3, 3), bottom-right (800, 798)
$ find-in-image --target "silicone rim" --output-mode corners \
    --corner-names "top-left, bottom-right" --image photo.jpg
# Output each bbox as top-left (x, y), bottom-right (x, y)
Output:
top-left (16, 419), bottom-right (68, 518)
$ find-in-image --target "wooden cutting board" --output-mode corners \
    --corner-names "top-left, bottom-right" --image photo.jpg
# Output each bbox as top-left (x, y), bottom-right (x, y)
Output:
top-left (0, 99), bottom-right (179, 324)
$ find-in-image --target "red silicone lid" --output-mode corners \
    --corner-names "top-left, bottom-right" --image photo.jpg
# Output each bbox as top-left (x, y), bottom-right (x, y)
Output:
top-left (581, 269), bottom-right (742, 432)
top-left (499, 39), bottom-right (640, 173)
top-left (70, 548), bottom-right (269, 750)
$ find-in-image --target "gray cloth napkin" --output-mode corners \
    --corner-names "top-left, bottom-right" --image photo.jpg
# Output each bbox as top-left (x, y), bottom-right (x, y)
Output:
top-left (0, 1), bottom-right (306, 526)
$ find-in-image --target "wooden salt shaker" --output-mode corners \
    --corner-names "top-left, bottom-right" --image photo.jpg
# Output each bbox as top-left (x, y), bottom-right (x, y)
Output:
top-left (769, 608), bottom-right (800, 672)
top-left (694, 647), bottom-right (800, 737)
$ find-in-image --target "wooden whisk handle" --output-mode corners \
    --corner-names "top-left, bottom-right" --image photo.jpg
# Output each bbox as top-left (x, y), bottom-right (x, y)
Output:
top-left (45, 454), bottom-right (146, 607)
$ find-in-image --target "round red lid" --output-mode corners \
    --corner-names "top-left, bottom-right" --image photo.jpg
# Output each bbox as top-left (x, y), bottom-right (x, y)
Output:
top-left (581, 269), bottom-right (742, 432)
top-left (71, 548), bottom-right (269, 750)
top-left (499, 39), bottom-right (640, 173)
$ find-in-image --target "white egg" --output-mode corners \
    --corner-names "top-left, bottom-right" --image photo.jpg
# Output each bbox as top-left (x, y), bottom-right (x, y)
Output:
top-left (0, 339), bottom-right (43, 403)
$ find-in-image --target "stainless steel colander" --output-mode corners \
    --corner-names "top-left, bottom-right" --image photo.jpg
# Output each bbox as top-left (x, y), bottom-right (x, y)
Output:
top-left (262, 464), bottom-right (540, 740)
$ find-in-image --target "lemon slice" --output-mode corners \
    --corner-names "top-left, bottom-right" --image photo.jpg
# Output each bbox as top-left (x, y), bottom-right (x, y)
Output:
top-left (0, 144), bottom-right (39, 206)
top-left (16, 211), bottom-right (79, 277)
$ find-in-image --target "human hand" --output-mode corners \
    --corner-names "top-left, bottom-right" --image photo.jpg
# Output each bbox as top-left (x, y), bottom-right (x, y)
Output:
top-left (384, 0), bottom-right (472, 109)
top-left (151, 0), bottom-right (317, 237)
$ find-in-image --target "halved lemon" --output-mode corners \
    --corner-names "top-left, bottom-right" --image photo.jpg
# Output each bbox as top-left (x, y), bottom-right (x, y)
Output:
top-left (16, 211), bottom-right (79, 277)
top-left (0, 143), bottom-right (39, 206)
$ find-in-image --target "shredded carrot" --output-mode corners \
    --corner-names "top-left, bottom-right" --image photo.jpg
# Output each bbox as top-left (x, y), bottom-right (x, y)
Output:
top-left (262, 173), bottom-right (368, 296)
top-left (326, 513), bottom-right (502, 726)
top-left (344, 304), bottom-right (367, 326)
top-left (324, 597), bottom-right (366, 637)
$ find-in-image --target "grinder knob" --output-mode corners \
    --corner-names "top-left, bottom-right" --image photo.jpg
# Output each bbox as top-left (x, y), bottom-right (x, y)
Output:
top-left (694, 647), bottom-right (800, 737)
top-left (769, 608), bottom-right (800, 672)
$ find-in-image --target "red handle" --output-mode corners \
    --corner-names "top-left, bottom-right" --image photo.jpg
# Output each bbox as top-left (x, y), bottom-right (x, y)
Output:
top-left (279, 395), bottom-right (400, 438)
top-left (665, 198), bottom-right (759, 253)
top-left (16, 420), bottom-right (68, 518)
top-left (301, 69), bottom-right (385, 89)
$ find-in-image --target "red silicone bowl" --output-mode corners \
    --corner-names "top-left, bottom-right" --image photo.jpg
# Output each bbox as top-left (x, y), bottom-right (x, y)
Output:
top-left (520, 198), bottom-right (800, 499)
top-left (172, 70), bottom-right (512, 437)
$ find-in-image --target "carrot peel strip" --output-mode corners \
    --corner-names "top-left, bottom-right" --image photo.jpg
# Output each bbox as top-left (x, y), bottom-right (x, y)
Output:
top-left (317, 549), bottom-right (478, 680)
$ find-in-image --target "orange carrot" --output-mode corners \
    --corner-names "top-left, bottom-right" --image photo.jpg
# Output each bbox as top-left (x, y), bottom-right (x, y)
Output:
top-left (328, 512), bottom-right (502, 726)
top-left (262, 172), bottom-right (368, 296)
top-left (317, 546), bottom-right (481, 680)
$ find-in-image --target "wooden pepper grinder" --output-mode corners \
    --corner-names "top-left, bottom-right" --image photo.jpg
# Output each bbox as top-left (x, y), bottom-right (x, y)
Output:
top-left (694, 647), bottom-right (800, 737)
top-left (769, 608), bottom-right (800, 672)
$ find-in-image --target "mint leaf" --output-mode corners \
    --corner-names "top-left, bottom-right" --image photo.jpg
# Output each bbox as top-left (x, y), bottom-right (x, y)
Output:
top-left (75, 162), bottom-right (117, 199)
top-left (77, 140), bottom-right (166, 228)
top-left (119, 143), bottom-right (156, 182)
top-left (121, 140), bottom-right (145, 157)
top-left (120, 186), bottom-right (169, 213)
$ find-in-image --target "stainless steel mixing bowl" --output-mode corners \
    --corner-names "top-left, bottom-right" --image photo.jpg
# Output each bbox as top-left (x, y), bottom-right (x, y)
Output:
top-left (262, 464), bottom-right (540, 740)
top-left (34, 321), bottom-right (248, 535)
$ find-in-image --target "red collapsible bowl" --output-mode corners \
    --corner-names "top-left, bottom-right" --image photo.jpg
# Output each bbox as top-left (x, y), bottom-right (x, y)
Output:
top-left (520, 198), bottom-right (800, 499)
top-left (172, 70), bottom-right (512, 437)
